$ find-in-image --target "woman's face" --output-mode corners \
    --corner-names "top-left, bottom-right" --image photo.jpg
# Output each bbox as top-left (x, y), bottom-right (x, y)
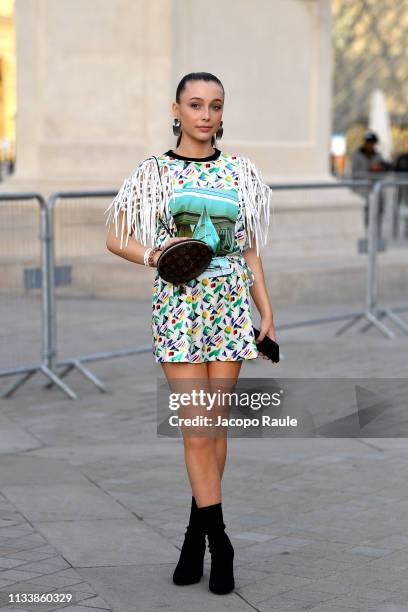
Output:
top-left (173, 80), bottom-right (224, 145)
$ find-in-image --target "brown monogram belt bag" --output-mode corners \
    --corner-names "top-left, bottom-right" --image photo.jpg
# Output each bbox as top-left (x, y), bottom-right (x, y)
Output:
top-left (156, 239), bottom-right (213, 285)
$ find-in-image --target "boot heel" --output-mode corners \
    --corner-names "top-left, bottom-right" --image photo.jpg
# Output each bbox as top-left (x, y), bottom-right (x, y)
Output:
top-left (208, 530), bottom-right (235, 595)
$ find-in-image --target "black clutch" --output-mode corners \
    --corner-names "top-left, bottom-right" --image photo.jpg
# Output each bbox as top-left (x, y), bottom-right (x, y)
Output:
top-left (253, 327), bottom-right (280, 363)
top-left (156, 239), bottom-right (213, 285)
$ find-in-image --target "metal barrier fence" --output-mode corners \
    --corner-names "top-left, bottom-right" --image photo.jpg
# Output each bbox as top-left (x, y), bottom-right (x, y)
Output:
top-left (1, 177), bottom-right (407, 400)
top-left (269, 177), bottom-right (408, 338)
top-left (335, 177), bottom-right (408, 338)
top-left (0, 192), bottom-right (80, 399)
top-left (44, 190), bottom-right (155, 399)
top-left (346, 170), bottom-right (408, 242)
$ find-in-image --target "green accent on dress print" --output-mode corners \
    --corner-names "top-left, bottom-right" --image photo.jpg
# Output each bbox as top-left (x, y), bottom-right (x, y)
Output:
top-left (169, 187), bottom-right (239, 255)
top-left (192, 203), bottom-right (220, 253)
top-left (170, 187), bottom-right (239, 218)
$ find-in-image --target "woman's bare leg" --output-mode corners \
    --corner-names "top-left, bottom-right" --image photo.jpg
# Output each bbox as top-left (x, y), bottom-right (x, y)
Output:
top-left (208, 361), bottom-right (243, 482)
top-left (161, 360), bottom-right (242, 508)
top-left (161, 362), bottom-right (219, 507)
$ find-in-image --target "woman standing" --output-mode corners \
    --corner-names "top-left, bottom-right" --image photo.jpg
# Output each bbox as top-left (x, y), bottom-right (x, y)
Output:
top-left (105, 72), bottom-right (276, 595)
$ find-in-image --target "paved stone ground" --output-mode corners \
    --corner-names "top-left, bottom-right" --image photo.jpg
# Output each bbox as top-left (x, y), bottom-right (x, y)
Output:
top-left (0, 297), bottom-right (408, 612)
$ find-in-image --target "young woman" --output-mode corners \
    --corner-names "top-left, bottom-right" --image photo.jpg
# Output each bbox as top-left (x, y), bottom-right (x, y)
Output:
top-left (105, 72), bottom-right (276, 596)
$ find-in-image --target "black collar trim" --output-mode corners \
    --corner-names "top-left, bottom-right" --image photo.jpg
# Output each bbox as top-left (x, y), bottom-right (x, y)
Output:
top-left (163, 148), bottom-right (221, 162)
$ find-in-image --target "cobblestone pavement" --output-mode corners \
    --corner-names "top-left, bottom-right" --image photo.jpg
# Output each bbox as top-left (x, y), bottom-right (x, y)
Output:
top-left (0, 299), bottom-right (408, 612)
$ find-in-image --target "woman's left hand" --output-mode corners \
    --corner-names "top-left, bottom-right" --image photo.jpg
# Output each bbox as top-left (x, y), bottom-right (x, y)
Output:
top-left (255, 318), bottom-right (277, 360)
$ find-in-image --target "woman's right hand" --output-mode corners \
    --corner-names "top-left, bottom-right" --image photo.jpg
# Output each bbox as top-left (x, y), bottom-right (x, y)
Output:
top-left (161, 236), bottom-right (190, 252)
top-left (152, 237), bottom-right (190, 266)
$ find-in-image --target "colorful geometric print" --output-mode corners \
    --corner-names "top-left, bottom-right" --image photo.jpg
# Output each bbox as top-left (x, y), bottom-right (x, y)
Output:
top-left (151, 150), bottom-right (260, 363)
top-left (151, 256), bottom-right (258, 362)
top-left (158, 151), bottom-right (240, 191)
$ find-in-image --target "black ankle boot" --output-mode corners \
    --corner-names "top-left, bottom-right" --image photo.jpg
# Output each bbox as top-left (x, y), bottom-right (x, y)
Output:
top-left (197, 502), bottom-right (235, 595)
top-left (172, 496), bottom-right (206, 585)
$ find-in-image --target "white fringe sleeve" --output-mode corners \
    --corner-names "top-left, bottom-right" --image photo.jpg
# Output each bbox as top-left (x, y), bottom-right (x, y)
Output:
top-left (104, 156), bottom-right (169, 249)
top-left (238, 155), bottom-right (272, 257)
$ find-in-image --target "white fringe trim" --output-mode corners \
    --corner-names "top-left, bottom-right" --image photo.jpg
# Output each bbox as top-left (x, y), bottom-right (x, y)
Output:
top-left (104, 156), bottom-right (174, 249)
top-left (238, 155), bottom-right (272, 257)
top-left (105, 153), bottom-right (272, 256)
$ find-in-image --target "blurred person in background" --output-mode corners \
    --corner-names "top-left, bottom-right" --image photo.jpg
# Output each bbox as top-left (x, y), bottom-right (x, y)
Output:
top-left (348, 130), bottom-right (392, 235)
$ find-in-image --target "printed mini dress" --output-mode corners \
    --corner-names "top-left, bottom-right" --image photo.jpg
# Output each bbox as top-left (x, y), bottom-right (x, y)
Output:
top-left (104, 147), bottom-right (272, 363)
